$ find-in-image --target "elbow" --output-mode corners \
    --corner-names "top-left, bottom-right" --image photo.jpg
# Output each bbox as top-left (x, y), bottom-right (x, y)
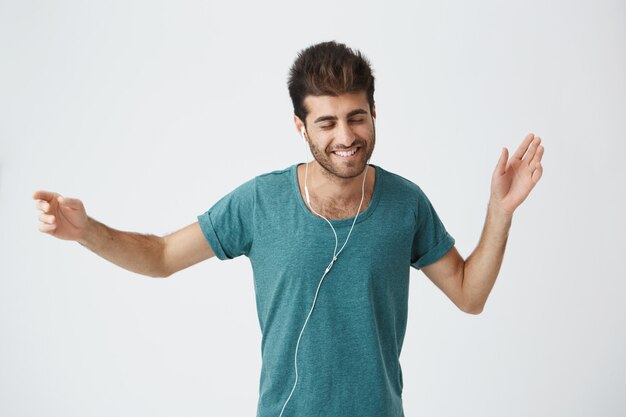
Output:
top-left (461, 292), bottom-right (484, 314)
top-left (154, 238), bottom-right (173, 278)
top-left (148, 262), bottom-right (173, 278)
top-left (462, 300), bottom-right (484, 315)
top-left (460, 268), bottom-right (484, 315)
top-left (146, 270), bottom-right (171, 278)
top-left (154, 267), bottom-right (173, 278)
top-left (464, 305), bottom-right (483, 315)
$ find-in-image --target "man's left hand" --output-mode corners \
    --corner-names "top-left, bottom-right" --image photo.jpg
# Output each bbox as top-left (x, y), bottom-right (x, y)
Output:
top-left (490, 133), bottom-right (544, 216)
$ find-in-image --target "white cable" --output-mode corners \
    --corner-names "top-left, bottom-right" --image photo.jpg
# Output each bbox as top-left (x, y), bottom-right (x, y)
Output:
top-left (278, 132), bottom-right (368, 417)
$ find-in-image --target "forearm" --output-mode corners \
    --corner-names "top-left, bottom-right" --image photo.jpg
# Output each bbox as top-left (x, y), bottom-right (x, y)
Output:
top-left (77, 217), bottom-right (167, 278)
top-left (462, 201), bottom-right (513, 313)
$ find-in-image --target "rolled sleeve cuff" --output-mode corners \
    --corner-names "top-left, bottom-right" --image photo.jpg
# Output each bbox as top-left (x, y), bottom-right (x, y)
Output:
top-left (411, 232), bottom-right (455, 270)
top-left (197, 212), bottom-right (229, 260)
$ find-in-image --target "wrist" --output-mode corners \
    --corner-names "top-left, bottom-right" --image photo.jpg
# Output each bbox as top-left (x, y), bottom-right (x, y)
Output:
top-left (77, 216), bottom-right (95, 246)
top-left (487, 199), bottom-right (514, 222)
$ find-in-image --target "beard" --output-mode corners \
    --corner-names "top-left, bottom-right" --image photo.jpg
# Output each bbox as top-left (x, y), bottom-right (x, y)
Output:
top-left (307, 126), bottom-right (376, 180)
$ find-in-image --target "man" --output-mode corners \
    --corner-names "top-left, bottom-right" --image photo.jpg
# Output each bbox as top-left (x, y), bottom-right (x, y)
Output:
top-left (33, 41), bottom-right (544, 416)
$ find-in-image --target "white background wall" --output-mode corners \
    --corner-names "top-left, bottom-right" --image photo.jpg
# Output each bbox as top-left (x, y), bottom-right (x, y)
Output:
top-left (1, 0), bottom-right (624, 416)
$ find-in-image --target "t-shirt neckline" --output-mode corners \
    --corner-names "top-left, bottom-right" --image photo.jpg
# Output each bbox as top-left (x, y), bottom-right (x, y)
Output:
top-left (290, 162), bottom-right (383, 227)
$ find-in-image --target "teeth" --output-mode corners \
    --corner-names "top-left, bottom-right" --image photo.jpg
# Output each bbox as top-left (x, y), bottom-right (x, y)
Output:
top-left (334, 148), bottom-right (358, 157)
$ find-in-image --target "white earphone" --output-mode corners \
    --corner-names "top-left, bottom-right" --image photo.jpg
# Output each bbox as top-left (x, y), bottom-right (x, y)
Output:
top-left (301, 127), bottom-right (312, 205)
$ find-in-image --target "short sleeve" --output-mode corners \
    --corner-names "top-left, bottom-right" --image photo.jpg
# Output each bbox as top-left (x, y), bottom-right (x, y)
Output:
top-left (410, 186), bottom-right (455, 270)
top-left (197, 178), bottom-right (256, 260)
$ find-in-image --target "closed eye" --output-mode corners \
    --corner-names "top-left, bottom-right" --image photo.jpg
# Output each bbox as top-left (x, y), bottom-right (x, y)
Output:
top-left (321, 119), bottom-right (364, 129)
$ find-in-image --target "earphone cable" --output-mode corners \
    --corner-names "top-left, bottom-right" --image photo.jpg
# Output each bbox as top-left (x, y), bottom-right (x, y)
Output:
top-left (278, 138), bottom-right (368, 417)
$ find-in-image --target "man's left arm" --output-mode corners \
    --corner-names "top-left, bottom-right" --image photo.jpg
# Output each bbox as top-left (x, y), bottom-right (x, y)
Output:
top-left (421, 133), bottom-right (544, 314)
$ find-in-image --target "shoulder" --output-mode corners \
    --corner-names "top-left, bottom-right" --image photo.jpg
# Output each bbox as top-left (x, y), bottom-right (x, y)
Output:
top-left (374, 165), bottom-right (443, 226)
top-left (210, 164), bottom-right (297, 210)
top-left (226, 164), bottom-right (294, 196)
top-left (255, 164), bottom-right (294, 183)
top-left (375, 165), bottom-right (427, 202)
top-left (251, 164), bottom-right (297, 194)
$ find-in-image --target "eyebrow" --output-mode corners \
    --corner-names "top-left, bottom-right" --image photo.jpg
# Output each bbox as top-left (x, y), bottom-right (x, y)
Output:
top-left (313, 108), bottom-right (369, 124)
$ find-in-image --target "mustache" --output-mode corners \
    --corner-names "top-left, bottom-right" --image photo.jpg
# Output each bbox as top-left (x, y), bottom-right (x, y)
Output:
top-left (329, 141), bottom-right (368, 152)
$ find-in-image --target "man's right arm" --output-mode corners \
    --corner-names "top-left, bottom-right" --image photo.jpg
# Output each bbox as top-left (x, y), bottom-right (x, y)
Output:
top-left (33, 190), bottom-right (215, 278)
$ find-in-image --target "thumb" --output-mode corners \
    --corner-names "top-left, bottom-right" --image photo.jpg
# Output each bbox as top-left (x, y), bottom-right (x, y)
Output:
top-left (494, 147), bottom-right (508, 176)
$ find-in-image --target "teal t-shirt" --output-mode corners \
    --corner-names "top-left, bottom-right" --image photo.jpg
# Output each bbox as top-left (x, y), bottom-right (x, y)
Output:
top-left (197, 163), bottom-right (455, 417)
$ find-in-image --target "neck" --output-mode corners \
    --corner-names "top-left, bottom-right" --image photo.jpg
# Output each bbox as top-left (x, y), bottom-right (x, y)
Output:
top-left (306, 160), bottom-right (369, 204)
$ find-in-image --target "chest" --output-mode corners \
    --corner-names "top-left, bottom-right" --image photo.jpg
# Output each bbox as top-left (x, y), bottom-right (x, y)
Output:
top-left (308, 195), bottom-right (372, 220)
top-left (250, 202), bottom-right (416, 278)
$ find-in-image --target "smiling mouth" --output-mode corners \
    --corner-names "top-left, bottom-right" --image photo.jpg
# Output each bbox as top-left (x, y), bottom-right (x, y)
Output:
top-left (332, 147), bottom-right (360, 158)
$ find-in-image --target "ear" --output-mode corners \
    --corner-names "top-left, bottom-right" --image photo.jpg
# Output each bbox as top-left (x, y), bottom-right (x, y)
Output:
top-left (371, 103), bottom-right (377, 120)
top-left (294, 115), bottom-right (306, 139)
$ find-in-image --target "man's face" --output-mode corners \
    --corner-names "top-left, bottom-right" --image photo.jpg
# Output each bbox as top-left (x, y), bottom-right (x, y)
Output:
top-left (300, 91), bottom-right (376, 180)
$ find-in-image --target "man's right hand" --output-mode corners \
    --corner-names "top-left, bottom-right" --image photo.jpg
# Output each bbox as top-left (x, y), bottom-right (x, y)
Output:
top-left (32, 190), bottom-right (214, 277)
top-left (32, 191), bottom-right (88, 242)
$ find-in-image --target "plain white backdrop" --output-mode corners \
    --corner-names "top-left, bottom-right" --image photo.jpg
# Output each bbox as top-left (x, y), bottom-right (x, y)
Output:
top-left (1, 0), bottom-right (624, 416)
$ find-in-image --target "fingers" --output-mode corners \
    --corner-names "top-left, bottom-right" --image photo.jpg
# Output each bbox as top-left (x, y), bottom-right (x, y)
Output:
top-left (529, 141), bottom-right (544, 167)
top-left (522, 136), bottom-right (542, 166)
top-left (532, 164), bottom-right (543, 183)
top-left (512, 133), bottom-right (535, 160)
top-left (530, 143), bottom-right (544, 183)
top-left (36, 211), bottom-right (57, 234)
top-left (39, 213), bottom-right (55, 224)
top-left (35, 200), bottom-right (50, 212)
top-left (37, 213), bottom-right (57, 233)
top-left (38, 222), bottom-right (57, 233)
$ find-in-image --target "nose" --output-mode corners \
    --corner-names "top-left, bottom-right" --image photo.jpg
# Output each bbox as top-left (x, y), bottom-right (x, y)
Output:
top-left (335, 121), bottom-right (356, 148)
